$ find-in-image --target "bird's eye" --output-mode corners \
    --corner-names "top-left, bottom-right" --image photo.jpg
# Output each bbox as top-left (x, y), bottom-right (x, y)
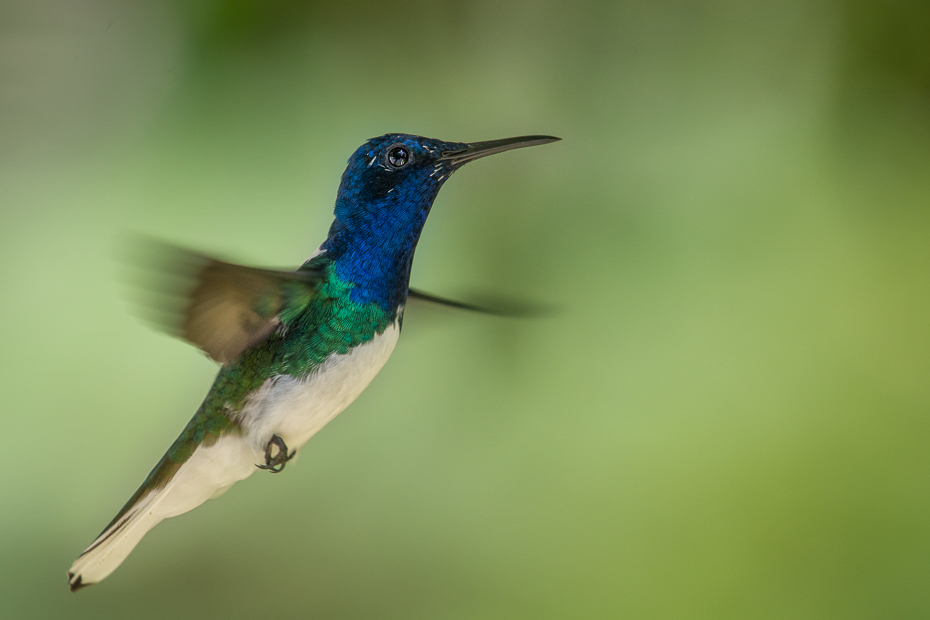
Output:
top-left (387, 145), bottom-right (410, 169)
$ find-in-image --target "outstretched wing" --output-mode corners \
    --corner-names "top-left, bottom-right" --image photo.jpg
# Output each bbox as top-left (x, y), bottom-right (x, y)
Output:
top-left (127, 239), bottom-right (324, 364)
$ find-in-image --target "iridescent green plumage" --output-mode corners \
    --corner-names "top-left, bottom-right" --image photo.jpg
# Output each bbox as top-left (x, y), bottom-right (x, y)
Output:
top-left (101, 259), bottom-right (394, 533)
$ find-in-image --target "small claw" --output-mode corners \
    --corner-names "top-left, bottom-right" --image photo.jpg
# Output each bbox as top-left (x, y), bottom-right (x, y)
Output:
top-left (257, 434), bottom-right (295, 473)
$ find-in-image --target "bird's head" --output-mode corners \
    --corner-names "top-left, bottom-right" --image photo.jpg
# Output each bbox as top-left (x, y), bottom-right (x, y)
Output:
top-left (332, 133), bottom-right (558, 239)
top-left (324, 132), bottom-right (558, 308)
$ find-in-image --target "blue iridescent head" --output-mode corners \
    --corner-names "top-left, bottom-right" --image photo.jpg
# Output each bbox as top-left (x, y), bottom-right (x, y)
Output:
top-left (321, 133), bottom-right (559, 310)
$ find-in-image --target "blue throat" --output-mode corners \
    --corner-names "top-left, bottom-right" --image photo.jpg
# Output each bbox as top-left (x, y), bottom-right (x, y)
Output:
top-left (318, 134), bottom-right (464, 311)
top-left (320, 208), bottom-right (428, 312)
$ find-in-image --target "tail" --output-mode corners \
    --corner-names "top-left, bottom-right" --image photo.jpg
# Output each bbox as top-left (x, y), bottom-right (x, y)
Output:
top-left (68, 431), bottom-right (259, 591)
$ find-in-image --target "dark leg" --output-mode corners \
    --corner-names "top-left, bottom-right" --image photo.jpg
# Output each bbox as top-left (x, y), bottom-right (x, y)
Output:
top-left (256, 434), bottom-right (296, 473)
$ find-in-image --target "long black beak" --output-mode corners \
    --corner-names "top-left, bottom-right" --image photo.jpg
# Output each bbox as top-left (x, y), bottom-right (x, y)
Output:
top-left (439, 135), bottom-right (560, 165)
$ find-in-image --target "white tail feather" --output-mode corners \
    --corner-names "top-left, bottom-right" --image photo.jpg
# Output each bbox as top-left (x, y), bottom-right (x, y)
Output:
top-left (68, 435), bottom-right (259, 590)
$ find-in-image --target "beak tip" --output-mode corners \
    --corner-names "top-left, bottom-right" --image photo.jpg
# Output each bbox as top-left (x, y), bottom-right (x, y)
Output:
top-left (441, 134), bottom-right (562, 164)
top-left (521, 135), bottom-right (562, 145)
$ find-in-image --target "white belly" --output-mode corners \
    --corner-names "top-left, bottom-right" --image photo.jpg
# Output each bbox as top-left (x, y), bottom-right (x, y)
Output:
top-left (237, 320), bottom-right (401, 455)
top-left (67, 319), bottom-right (401, 590)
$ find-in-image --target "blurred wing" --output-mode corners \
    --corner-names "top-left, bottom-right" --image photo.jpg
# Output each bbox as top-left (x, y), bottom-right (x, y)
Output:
top-left (128, 240), bottom-right (324, 364)
top-left (407, 288), bottom-right (546, 318)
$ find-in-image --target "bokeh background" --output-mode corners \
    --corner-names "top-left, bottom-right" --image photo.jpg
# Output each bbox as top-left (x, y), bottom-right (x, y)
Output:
top-left (2, 0), bottom-right (930, 618)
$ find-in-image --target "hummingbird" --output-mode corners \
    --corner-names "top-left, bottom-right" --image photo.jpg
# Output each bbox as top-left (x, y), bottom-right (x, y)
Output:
top-left (67, 133), bottom-right (558, 591)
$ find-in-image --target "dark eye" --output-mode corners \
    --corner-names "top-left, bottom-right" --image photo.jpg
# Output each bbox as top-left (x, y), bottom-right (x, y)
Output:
top-left (387, 145), bottom-right (410, 168)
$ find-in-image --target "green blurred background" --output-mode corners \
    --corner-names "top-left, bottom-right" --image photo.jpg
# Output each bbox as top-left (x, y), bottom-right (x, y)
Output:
top-left (2, 0), bottom-right (930, 618)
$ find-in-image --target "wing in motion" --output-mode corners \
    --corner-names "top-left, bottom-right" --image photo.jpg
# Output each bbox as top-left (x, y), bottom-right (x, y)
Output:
top-left (407, 288), bottom-right (546, 318)
top-left (125, 239), bottom-right (540, 363)
top-left (127, 239), bottom-right (324, 364)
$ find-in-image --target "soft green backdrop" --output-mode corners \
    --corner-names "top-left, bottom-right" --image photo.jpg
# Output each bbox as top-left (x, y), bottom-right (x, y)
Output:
top-left (2, 1), bottom-right (929, 618)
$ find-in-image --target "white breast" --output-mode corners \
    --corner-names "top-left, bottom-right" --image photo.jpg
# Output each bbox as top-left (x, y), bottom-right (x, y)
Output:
top-left (237, 320), bottom-right (401, 455)
top-left (67, 318), bottom-right (402, 590)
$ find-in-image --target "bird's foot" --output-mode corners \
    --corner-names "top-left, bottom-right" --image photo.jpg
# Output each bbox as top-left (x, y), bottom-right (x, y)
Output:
top-left (257, 434), bottom-right (295, 473)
